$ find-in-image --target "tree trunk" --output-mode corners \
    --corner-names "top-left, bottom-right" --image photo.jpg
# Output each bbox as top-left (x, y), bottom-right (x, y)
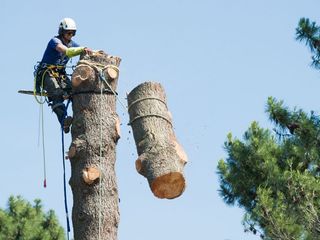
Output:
top-left (69, 52), bottom-right (121, 240)
top-left (127, 82), bottom-right (187, 199)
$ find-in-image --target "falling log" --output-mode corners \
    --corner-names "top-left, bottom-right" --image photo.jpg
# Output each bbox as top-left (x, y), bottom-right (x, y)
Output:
top-left (127, 82), bottom-right (187, 199)
top-left (68, 51), bottom-right (121, 240)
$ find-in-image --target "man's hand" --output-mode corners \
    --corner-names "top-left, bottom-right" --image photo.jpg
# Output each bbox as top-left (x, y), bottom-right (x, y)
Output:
top-left (84, 47), bottom-right (94, 55)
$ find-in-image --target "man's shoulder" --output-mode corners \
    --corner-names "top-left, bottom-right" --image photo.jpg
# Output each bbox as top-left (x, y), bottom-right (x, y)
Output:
top-left (70, 40), bottom-right (80, 47)
top-left (49, 36), bottom-right (62, 44)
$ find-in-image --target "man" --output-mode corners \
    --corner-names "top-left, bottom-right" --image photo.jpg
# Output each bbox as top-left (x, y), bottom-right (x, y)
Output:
top-left (35, 17), bottom-right (92, 133)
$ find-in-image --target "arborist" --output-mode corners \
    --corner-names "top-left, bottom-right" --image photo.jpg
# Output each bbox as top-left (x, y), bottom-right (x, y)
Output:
top-left (34, 17), bottom-right (93, 133)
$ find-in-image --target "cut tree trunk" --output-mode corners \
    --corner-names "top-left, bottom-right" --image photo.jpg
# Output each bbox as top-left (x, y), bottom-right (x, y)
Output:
top-left (69, 51), bottom-right (121, 240)
top-left (127, 82), bottom-right (187, 199)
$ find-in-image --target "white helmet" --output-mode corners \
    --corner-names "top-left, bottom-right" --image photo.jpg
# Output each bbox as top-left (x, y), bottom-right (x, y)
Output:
top-left (58, 18), bottom-right (77, 35)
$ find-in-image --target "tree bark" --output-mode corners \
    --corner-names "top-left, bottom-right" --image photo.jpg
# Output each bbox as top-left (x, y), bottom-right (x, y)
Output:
top-left (127, 82), bottom-right (187, 199)
top-left (69, 51), bottom-right (121, 240)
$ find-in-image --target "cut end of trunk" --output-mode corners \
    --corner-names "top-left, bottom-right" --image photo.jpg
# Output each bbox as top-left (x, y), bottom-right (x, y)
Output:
top-left (72, 65), bottom-right (95, 87)
top-left (150, 172), bottom-right (185, 199)
top-left (82, 167), bottom-right (100, 185)
top-left (106, 66), bottom-right (119, 80)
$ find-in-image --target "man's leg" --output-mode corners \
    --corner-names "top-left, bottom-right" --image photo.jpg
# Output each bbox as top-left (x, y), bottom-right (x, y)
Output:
top-left (43, 74), bottom-right (66, 124)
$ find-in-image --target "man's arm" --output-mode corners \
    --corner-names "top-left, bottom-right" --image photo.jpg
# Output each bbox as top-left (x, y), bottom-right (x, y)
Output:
top-left (56, 43), bottom-right (92, 57)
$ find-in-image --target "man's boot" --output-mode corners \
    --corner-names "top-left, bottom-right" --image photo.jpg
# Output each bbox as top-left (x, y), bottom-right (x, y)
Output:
top-left (63, 116), bottom-right (73, 133)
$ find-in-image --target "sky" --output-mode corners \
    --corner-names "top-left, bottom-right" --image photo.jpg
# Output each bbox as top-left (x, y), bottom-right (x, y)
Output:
top-left (1, 0), bottom-right (320, 239)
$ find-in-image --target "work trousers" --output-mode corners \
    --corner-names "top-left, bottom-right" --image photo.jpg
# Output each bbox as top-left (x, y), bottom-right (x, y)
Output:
top-left (41, 71), bottom-right (71, 124)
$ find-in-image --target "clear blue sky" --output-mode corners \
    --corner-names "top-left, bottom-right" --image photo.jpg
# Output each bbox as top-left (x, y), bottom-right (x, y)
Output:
top-left (1, 0), bottom-right (320, 239)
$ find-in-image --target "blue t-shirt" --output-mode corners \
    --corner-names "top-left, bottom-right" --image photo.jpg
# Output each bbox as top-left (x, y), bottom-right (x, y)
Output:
top-left (41, 36), bottom-right (80, 66)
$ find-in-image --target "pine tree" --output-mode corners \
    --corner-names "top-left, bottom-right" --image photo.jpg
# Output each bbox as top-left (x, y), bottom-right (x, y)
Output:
top-left (0, 195), bottom-right (65, 240)
top-left (217, 97), bottom-right (320, 240)
top-left (296, 17), bottom-right (320, 69)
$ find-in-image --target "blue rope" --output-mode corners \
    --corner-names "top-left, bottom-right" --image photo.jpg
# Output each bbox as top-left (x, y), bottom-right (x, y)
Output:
top-left (61, 99), bottom-right (71, 240)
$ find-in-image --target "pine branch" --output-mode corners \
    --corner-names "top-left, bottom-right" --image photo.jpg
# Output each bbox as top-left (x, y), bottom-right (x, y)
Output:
top-left (266, 97), bottom-right (291, 129)
top-left (296, 18), bottom-right (320, 53)
top-left (311, 54), bottom-right (320, 69)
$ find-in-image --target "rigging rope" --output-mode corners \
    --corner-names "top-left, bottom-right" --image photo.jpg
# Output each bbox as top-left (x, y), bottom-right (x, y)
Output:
top-left (61, 99), bottom-right (71, 240)
top-left (97, 68), bottom-right (127, 110)
top-left (33, 69), bottom-right (48, 188)
top-left (41, 104), bottom-right (47, 188)
top-left (98, 78), bottom-right (103, 240)
top-left (77, 59), bottom-right (127, 110)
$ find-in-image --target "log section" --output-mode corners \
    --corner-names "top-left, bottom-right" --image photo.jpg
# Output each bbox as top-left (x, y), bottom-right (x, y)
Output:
top-left (127, 82), bottom-right (187, 199)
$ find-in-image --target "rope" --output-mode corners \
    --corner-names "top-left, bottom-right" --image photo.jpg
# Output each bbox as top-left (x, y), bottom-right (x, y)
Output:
top-left (33, 69), bottom-right (48, 188)
top-left (98, 78), bottom-right (103, 240)
top-left (76, 60), bottom-right (127, 110)
top-left (127, 97), bottom-right (167, 111)
top-left (61, 99), bottom-right (71, 240)
top-left (97, 68), bottom-right (127, 110)
top-left (127, 97), bottom-right (172, 126)
top-left (128, 114), bottom-right (173, 126)
top-left (72, 89), bottom-right (116, 96)
top-left (34, 63), bottom-right (71, 238)
top-left (41, 104), bottom-right (47, 188)
top-left (33, 69), bottom-right (47, 104)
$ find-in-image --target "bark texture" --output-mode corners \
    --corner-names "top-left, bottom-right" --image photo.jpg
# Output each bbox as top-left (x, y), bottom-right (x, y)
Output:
top-left (127, 82), bottom-right (187, 199)
top-left (69, 51), bottom-right (121, 240)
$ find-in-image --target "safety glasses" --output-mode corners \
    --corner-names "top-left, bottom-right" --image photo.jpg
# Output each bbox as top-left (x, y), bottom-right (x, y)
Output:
top-left (65, 31), bottom-right (75, 36)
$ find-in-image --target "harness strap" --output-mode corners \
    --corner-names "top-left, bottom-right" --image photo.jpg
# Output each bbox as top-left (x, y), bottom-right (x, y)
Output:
top-left (52, 102), bottom-right (65, 110)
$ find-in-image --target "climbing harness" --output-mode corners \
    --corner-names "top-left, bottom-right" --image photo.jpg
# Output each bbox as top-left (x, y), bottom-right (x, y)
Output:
top-left (33, 62), bottom-right (67, 103)
top-left (61, 98), bottom-right (71, 240)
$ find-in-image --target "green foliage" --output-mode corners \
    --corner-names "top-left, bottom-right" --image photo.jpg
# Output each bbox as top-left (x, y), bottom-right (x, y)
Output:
top-left (0, 196), bottom-right (65, 240)
top-left (217, 97), bottom-right (320, 239)
top-left (296, 18), bottom-right (320, 69)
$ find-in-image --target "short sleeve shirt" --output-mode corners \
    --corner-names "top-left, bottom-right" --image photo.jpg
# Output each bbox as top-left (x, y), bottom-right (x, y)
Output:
top-left (41, 36), bottom-right (80, 66)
